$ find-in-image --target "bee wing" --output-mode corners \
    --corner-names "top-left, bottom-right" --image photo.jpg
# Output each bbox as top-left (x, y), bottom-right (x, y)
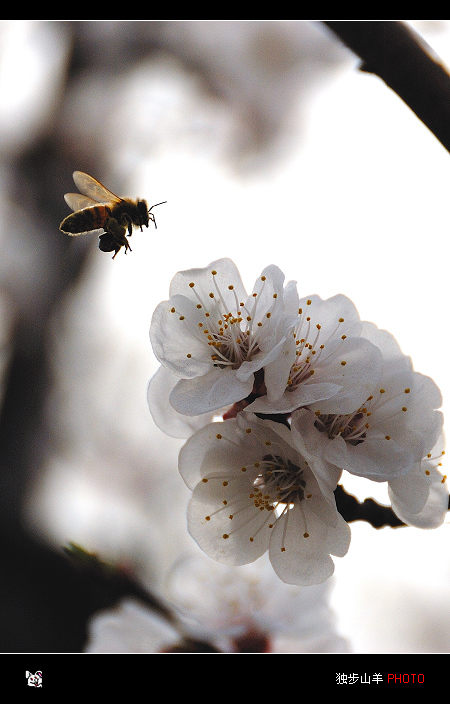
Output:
top-left (72, 171), bottom-right (123, 204)
top-left (64, 193), bottom-right (99, 212)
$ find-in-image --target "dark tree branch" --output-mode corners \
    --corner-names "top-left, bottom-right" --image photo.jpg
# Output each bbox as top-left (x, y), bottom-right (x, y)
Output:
top-left (335, 485), bottom-right (406, 529)
top-left (322, 21), bottom-right (450, 154)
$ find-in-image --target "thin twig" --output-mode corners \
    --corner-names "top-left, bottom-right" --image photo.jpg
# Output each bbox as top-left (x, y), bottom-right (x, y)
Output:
top-left (322, 21), bottom-right (450, 154)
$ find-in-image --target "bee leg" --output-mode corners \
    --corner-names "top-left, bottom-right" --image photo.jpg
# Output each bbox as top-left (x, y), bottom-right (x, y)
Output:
top-left (105, 217), bottom-right (132, 256)
top-left (118, 213), bottom-right (133, 237)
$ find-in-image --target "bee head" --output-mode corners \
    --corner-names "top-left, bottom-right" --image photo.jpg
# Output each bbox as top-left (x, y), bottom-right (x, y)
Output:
top-left (137, 200), bottom-right (150, 230)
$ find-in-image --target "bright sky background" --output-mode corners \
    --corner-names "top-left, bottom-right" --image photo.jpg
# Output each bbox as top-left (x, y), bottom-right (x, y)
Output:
top-left (3, 20), bottom-right (449, 653)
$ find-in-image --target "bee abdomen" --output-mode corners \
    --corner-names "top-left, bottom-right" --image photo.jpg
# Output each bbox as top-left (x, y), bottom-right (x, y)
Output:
top-left (60, 205), bottom-right (111, 234)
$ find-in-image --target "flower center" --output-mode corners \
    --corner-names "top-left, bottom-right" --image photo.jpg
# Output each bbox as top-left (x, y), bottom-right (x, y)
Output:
top-left (314, 410), bottom-right (369, 446)
top-left (208, 317), bottom-right (259, 369)
top-left (286, 301), bottom-right (347, 390)
top-left (202, 430), bottom-right (314, 547)
top-left (187, 270), bottom-right (279, 370)
top-left (252, 454), bottom-right (309, 508)
top-left (313, 385), bottom-right (413, 446)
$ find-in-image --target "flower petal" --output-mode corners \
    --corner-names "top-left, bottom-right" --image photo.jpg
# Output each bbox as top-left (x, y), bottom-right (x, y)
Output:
top-left (169, 258), bottom-right (247, 306)
top-left (269, 502), bottom-right (350, 586)
top-left (388, 437), bottom-right (448, 528)
top-left (247, 382), bottom-right (342, 414)
top-left (170, 368), bottom-right (254, 416)
top-left (307, 337), bottom-right (383, 415)
top-left (187, 471), bottom-right (271, 565)
top-left (148, 366), bottom-right (218, 439)
top-left (150, 295), bottom-right (213, 378)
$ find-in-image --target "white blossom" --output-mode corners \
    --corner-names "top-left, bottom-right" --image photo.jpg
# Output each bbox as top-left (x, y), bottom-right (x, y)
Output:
top-left (149, 266), bottom-right (384, 437)
top-left (178, 411), bottom-right (350, 586)
top-left (388, 435), bottom-right (448, 528)
top-left (150, 258), bottom-right (298, 419)
top-left (291, 322), bottom-right (444, 484)
top-left (247, 293), bottom-right (383, 416)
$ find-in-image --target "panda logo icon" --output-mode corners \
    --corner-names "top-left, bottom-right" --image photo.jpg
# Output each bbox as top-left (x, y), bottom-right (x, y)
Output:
top-left (26, 671), bottom-right (42, 687)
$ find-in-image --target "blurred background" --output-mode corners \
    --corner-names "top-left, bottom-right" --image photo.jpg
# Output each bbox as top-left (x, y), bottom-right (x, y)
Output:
top-left (0, 19), bottom-right (449, 654)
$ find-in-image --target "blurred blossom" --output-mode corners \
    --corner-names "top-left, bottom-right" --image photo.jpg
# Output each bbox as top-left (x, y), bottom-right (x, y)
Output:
top-left (57, 21), bottom-right (348, 179)
top-left (0, 20), bottom-right (69, 156)
top-left (166, 553), bottom-right (349, 653)
top-left (84, 599), bottom-right (180, 654)
top-left (25, 256), bottom-right (193, 590)
top-left (160, 20), bottom-right (348, 163)
top-left (58, 52), bottom-right (247, 184)
top-left (85, 553), bottom-right (349, 653)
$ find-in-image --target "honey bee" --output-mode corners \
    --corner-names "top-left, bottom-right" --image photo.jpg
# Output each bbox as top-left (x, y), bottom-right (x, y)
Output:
top-left (59, 171), bottom-right (166, 259)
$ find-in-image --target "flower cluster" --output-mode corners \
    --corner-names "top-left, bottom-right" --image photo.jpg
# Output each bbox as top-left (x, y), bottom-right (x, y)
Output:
top-left (149, 258), bottom-right (447, 585)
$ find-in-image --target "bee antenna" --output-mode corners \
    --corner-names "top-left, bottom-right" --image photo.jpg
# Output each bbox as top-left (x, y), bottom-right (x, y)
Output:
top-left (148, 201), bottom-right (167, 229)
top-left (148, 201), bottom-right (167, 213)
